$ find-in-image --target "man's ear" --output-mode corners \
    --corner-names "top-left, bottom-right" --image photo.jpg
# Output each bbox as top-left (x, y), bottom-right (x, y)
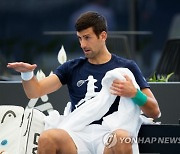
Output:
top-left (100, 31), bottom-right (107, 41)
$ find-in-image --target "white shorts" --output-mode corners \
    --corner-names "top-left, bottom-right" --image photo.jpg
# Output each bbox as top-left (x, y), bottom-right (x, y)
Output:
top-left (65, 124), bottom-right (111, 154)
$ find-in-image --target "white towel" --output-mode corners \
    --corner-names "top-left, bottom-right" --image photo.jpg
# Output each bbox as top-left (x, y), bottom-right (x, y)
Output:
top-left (45, 68), bottom-right (142, 135)
top-left (101, 68), bottom-right (141, 137)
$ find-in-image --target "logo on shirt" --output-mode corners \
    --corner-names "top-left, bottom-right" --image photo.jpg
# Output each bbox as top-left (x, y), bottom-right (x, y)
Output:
top-left (76, 75), bottom-right (98, 108)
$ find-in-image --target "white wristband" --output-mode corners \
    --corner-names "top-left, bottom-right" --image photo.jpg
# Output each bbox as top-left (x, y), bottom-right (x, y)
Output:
top-left (21, 71), bottom-right (34, 81)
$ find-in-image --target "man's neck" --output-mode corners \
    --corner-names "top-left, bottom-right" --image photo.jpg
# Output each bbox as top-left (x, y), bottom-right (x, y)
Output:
top-left (88, 51), bottom-right (111, 64)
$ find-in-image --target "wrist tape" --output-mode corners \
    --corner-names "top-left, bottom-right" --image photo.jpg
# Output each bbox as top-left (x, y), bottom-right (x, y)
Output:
top-left (132, 89), bottom-right (147, 106)
top-left (21, 71), bottom-right (34, 81)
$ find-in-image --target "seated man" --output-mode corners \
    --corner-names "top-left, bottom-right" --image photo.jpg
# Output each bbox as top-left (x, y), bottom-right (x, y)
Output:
top-left (7, 11), bottom-right (160, 154)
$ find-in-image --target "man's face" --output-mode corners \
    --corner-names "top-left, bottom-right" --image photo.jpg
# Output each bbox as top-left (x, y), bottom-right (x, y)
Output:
top-left (77, 27), bottom-right (106, 59)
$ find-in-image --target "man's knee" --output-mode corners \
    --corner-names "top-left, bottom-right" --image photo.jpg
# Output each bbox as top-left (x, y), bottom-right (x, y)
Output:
top-left (38, 129), bottom-right (57, 147)
top-left (114, 129), bottom-right (131, 140)
top-left (105, 129), bottom-right (132, 146)
top-left (103, 129), bottom-right (132, 154)
top-left (38, 129), bottom-right (71, 145)
top-left (114, 129), bottom-right (132, 153)
top-left (38, 129), bottom-right (77, 153)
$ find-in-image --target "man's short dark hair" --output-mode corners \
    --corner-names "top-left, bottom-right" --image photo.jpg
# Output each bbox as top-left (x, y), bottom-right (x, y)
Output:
top-left (75, 11), bottom-right (107, 37)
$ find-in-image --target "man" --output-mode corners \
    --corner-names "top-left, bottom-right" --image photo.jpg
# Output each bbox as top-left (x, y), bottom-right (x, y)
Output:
top-left (7, 11), bottom-right (160, 154)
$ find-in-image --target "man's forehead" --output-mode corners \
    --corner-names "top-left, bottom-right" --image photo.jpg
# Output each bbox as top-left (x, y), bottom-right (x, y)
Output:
top-left (77, 27), bottom-right (94, 37)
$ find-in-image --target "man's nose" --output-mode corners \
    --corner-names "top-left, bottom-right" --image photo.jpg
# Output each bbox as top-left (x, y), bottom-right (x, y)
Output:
top-left (80, 40), bottom-right (86, 48)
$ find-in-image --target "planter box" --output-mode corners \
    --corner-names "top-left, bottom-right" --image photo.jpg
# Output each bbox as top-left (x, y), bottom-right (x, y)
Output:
top-left (149, 82), bottom-right (180, 124)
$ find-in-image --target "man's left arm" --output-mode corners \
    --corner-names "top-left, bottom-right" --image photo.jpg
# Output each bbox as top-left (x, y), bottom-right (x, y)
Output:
top-left (140, 88), bottom-right (161, 119)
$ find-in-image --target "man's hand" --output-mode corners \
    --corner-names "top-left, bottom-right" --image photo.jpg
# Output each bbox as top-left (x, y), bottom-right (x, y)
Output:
top-left (110, 75), bottom-right (137, 98)
top-left (7, 62), bottom-right (37, 72)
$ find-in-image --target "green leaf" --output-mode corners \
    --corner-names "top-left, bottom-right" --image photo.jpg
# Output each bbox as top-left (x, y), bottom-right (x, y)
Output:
top-left (166, 72), bottom-right (174, 82)
top-left (148, 72), bottom-right (174, 82)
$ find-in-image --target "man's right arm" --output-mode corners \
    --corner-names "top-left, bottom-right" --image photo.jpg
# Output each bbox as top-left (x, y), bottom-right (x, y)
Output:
top-left (7, 62), bottom-right (62, 99)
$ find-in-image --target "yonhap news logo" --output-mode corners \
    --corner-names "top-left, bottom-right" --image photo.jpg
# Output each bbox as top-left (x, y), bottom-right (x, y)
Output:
top-left (102, 133), bottom-right (180, 148)
top-left (102, 132), bottom-right (118, 148)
